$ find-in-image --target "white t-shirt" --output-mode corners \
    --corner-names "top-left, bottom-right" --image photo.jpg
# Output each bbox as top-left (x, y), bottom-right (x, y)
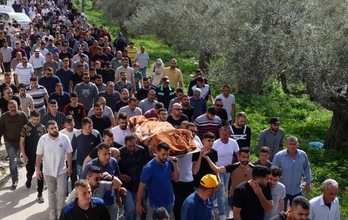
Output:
top-left (29, 54), bottom-right (46, 68)
top-left (36, 133), bottom-right (73, 177)
top-left (264, 182), bottom-right (286, 220)
top-left (60, 128), bottom-right (78, 142)
top-left (216, 93), bottom-right (236, 121)
top-left (212, 138), bottom-right (239, 167)
top-left (111, 126), bottom-right (132, 146)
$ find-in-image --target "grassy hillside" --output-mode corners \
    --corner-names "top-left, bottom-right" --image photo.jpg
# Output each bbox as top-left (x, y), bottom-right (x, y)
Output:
top-left (79, 0), bottom-right (348, 217)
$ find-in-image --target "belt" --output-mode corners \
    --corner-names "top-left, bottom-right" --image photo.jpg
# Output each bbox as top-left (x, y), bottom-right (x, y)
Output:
top-left (34, 67), bottom-right (43, 70)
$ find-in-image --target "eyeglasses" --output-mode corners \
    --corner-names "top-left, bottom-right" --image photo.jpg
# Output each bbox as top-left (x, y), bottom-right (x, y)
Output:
top-left (216, 104), bottom-right (223, 107)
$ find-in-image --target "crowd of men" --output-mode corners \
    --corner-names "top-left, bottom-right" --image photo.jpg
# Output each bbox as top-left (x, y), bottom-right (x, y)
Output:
top-left (0, 0), bottom-right (342, 220)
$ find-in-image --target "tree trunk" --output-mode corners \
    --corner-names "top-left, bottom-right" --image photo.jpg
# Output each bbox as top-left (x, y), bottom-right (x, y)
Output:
top-left (199, 51), bottom-right (211, 75)
top-left (119, 22), bottom-right (128, 40)
top-left (279, 71), bottom-right (291, 94)
top-left (324, 110), bottom-right (348, 150)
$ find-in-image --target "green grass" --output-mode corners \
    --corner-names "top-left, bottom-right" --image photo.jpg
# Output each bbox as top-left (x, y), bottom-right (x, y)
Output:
top-left (79, 0), bottom-right (198, 86)
top-left (80, 0), bottom-right (348, 217)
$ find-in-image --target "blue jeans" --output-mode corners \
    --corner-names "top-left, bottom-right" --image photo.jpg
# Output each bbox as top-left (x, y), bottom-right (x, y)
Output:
top-left (76, 164), bottom-right (82, 178)
top-left (123, 190), bottom-right (147, 220)
top-left (124, 190), bottom-right (137, 220)
top-left (140, 67), bottom-right (147, 77)
top-left (215, 173), bottom-right (230, 215)
top-left (5, 142), bottom-right (20, 183)
top-left (107, 203), bottom-right (119, 220)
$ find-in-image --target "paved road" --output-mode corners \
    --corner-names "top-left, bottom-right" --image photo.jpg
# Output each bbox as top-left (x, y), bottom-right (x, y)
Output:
top-left (0, 166), bottom-right (50, 220)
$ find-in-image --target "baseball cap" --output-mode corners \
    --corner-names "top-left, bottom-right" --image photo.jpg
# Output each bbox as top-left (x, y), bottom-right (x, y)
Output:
top-left (200, 174), bottom-right (218, 188)
top-left (162, 76), bottom-right (170, 83)
top-left (269, 117), bottom-right (281, 124)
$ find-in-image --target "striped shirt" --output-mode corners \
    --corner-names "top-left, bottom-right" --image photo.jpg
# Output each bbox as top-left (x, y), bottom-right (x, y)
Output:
top-left (26, 85), bottom-right (48, 112)
top-left (194, 114), bottom-right (222, 139)
top-left (40, 111), bottom-right (66, 130)
top-left (98, 91), bottom-right (120, 110)
top-left (15, 63), bottom-right (34, 85)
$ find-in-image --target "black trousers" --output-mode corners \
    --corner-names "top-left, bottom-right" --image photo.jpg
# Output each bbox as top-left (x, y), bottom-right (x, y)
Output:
top-left (26, 158), bottom-right (44, 194)
top-left (172, 181), bottom-right (194, 220)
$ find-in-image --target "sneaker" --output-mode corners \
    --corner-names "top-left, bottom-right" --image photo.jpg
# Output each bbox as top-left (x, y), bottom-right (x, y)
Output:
top-left (49, 210), bottom-right (57, 220)
top-left (25, 179), bottom-right (31, 189)
top-left (18, 159), bottom-right (25, 167)
top-left (37, 194), bottom-right (44, 203)
top-left (11, 181), bottom-right (18, 190)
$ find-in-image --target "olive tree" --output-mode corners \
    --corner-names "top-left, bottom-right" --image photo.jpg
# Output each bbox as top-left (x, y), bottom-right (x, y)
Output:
top-left (126, 0), bottom-right (233, 72)
top-left (96, 0), bottom-right (148, 38)
top-left (290, 0), bottom-right (348, 150)
top-left (109, 0), bottom-right (348, 149)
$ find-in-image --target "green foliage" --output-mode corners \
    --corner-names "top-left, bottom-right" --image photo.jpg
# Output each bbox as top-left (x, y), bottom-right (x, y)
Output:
top-left (78, 0), bottom-right (199, 82)
top-left (82, 0), bottom-right (348, 215)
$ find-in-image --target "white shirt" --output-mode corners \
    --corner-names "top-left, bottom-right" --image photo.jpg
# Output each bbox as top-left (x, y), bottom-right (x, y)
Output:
top-left (216, 93), bottom-right (236, 121)
top-left (29, 54), bottom-right (46, 68)
top-left (41, 8), bottom-right (50, 16)
top-left (309, 195), bottom-right (340, 220)
top-left (111, 126), bottom-right (132, 146)
top-left (60, 128), bottom-right (78, 142)
top-left (264, 182), bottom-right (286, 220)
top-left (212, 138), bottom-right (239, 166)
top-left (15, 63), bottom-right (34, 85)
top-left (38, 47), bottom-right (49, 57)
top-left (36, 133), bottom-right (73, 177)
top-left (194, 135), bottom-right (203, 149)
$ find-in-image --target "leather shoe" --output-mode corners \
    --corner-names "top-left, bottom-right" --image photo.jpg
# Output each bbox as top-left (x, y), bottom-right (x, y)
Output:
top-left (25, 179), bottom-right (31, 189)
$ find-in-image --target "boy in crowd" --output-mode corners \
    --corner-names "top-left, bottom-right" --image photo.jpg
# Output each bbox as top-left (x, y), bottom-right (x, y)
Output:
top-left (253, 146), bottom-right (272, 168)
